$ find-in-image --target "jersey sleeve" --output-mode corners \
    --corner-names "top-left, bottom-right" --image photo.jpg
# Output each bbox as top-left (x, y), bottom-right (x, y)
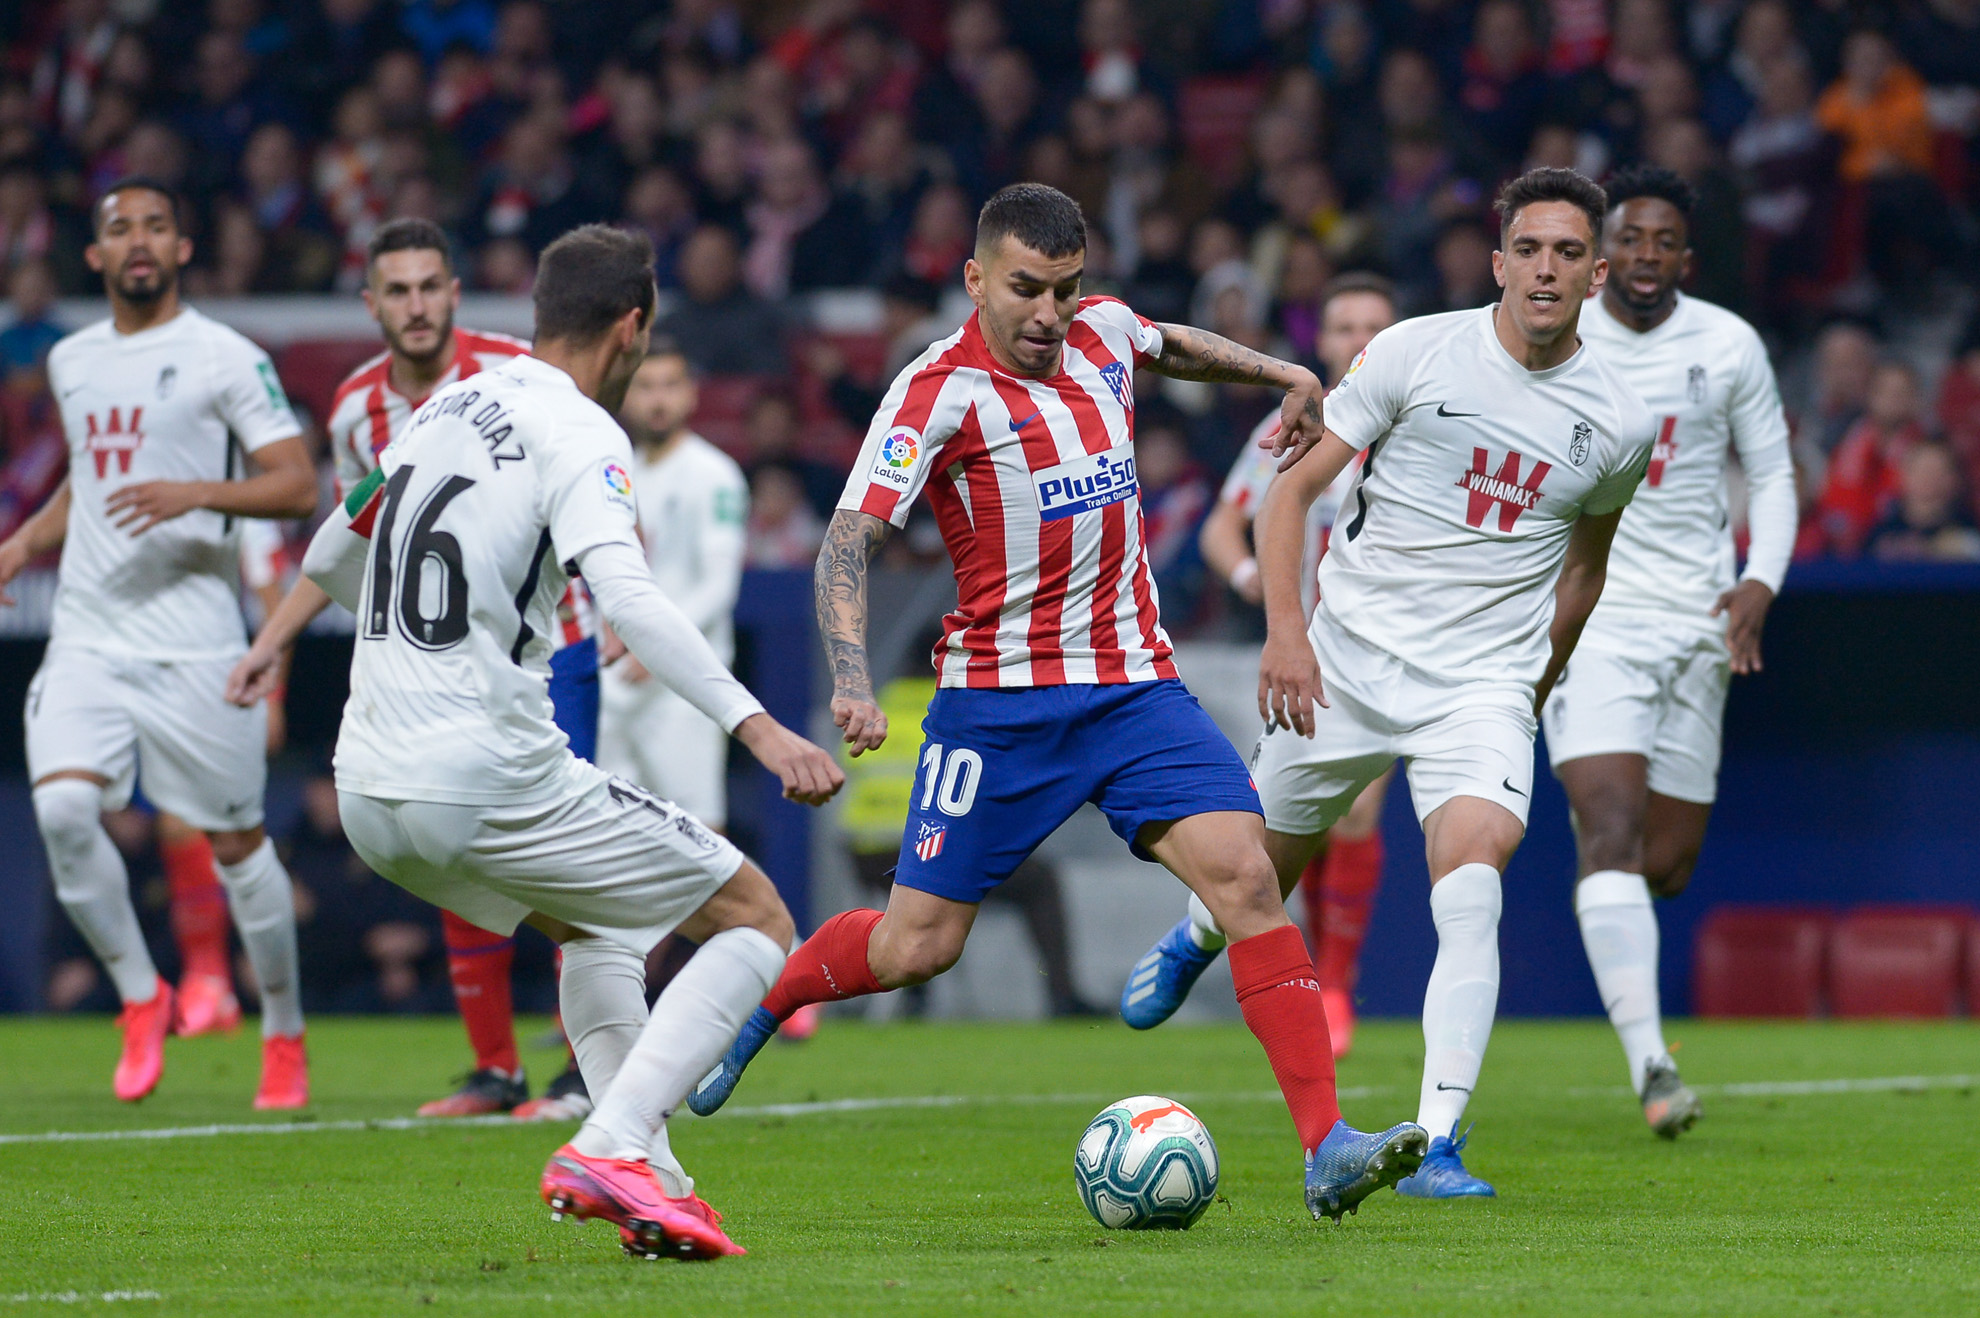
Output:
top-left (669, 453), bottom-right (750, 635)
top-left (541, 413), bottom-right (643, 570)
top-left (1219, 421), bottom-right (1278, 513)
top-left (1313, 323), bottom-right (1410, 452)
top-left (214, 334), bottom-right (303, 452)
top-left (837, 358), bottom-right (973, 528)
top-left (1726, 330), bottom-right (1797, 594)
top-left (1582, 400), bottom-right (1656, 517)
top-left (1078, 295), bottom-right (1165, 365)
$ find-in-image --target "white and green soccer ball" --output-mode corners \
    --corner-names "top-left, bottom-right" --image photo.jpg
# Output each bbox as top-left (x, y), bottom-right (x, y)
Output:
top-left (1074, 1095), bottom-right (1219, 1230)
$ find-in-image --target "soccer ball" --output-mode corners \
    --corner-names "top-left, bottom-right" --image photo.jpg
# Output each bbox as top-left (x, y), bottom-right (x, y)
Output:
top-left (1073, 1095), bottom-right (1219, 1230)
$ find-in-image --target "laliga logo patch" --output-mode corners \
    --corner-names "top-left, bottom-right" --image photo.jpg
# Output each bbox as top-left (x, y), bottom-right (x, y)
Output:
top-left (601, 461), bottom-right (635, 509)
top-left (1099, 360), bottom-right (1133, 410)
top-left (872, 427), bottom-right (920, 489)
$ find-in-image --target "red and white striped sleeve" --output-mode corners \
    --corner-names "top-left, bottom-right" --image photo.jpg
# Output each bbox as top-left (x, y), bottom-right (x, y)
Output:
top-left (837, 344), bottom-right (976, 528)
top-left (1077, 295), bottom-right (1165, 366)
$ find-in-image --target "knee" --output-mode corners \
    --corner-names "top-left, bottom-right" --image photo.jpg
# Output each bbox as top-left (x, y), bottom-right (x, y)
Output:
top-left (1196, 851), bottom-right (1287, 932)
top-left (1572, 800), bottom-right (1644, 875)
top-left (33, 778), bottom-right (105, 865)
top-left (208, 828), bottom-right (264, 868)
top-left (873, 924), bottom-right (965, 988)
top-left (1645, 852), bottom-right (1698, 900)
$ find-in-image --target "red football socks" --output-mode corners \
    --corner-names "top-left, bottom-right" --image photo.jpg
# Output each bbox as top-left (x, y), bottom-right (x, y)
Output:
top-left (1230, 924), bottom-right (1341, 1150)
top-left (442, 910), bottom-right (520, 1076)
top-left (162, 832), bottom-right (230, 980)
top-left (1315, 833), bottom-right (1383, 991)
top-left (762, 909), bottom-right (884, 1021)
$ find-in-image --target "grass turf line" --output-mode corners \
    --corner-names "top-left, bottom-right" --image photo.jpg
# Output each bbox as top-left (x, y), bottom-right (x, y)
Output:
top-left (0, 1016), bottom-right (1975, 1315)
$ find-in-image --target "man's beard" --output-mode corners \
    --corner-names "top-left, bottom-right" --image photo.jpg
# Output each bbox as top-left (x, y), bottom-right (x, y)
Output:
top-left (114, 264), bottom-right (174, 305)
top-left (387, 311), bottom-right (455, 364)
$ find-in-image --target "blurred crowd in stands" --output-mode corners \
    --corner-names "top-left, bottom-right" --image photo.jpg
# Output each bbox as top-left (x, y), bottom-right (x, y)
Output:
top-left (0, 0), bottom-right (1977, 637)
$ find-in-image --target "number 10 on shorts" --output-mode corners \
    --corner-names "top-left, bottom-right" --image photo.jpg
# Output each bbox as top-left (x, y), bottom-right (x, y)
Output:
top-left (917, 743), bottom-right (982, 817)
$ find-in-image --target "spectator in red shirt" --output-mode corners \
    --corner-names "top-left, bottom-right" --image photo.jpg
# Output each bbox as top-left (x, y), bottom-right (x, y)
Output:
top-left (1934, 313), bottom-right (1980, 498)
top-left (1866, 442), bottom-right (1980, 563)
top-left (1818, 359), bottom-right (1928, 557)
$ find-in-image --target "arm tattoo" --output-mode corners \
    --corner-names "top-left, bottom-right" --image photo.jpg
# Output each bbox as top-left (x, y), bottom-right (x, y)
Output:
top-left (1152, 323), bottom-right (1290, 387)
top-left (813, 509), bottom-right (892, 701)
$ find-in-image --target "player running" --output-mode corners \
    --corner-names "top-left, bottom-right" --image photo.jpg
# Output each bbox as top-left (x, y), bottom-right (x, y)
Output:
top-left (231, 217), bottom-right (595, 1121)
top-left (1543, 165), bottom-right (1795, 1138)
top-left (686, 183), bottom-right (1428, 1223)
top-left (1173, 272), bottom-right (1399, 1057)
top-left (0, 178), bottom-right (317, 1107)
top-left (240, 224), bottom-right (843, 1259)
top-left (596, 342), bottom-right (748, 833)
top-left (1124, 168), bottom-right (1656, 1198)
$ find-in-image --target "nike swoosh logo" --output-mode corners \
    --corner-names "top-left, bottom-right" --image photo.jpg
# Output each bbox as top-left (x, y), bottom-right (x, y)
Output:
top-left (1502, 778), bottom-right (1527, 797)
top-left (59, 384), bottom-right (86, 399)
top-left (1436, 403), bottom-right (1480, 417)
top-left (1435, 1082), bottom-right (1472, 1093)
top-left (1009, 410), bottom-right (1042, 432)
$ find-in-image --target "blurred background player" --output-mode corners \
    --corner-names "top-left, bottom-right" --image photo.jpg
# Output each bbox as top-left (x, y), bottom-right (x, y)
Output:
top-left (0, 178), bottom-right (317, 1107)
top-left (247, 217), bottom-right (597, 1120)
top-left (598, 342), bottom-right (747, 836)
top-left (1192, 272), bottom-right (1398, 1057)
top-left (690, 184), bottom-right (1429, 1224)
top-left (1545, 165), bottom-right (1796, 1138)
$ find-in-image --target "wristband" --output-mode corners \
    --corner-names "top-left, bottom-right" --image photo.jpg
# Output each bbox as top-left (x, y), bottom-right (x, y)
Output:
top-left (1230, 557), bottom-right (1259, 594)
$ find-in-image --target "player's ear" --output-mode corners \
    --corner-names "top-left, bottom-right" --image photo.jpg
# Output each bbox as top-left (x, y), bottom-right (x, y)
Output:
top-left (84, 242), bottom-right (103, 274)
top-left (1490, 248), bottom-right (1506, 289)
top-left (1679, 248), bottom-right (1694, 285)
top-left (176, 234), bottom-right (193, 268)
top-left (963, 256), bottom-right (985, 307)
top-left (1589, 255), bottom-right (1608, 297)
top-left (447, 275), bottom-right (462, 308)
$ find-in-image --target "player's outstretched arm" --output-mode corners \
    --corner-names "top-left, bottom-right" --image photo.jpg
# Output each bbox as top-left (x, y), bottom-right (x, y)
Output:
top-left (814, 508), bottom-right (893, 756)
top-left (0, 478), bottom-right (71, 605)
top-left (1254, 432), bottom-right (1358, 736)
top-left (105, 434), bottom-right (318, 535)
top-left (226, 575), bottom-right (334, 707)
top-left (1535, 507), bottom-right (1625, 714)
top-left (580, 539), bottom-right (844, 805)
top-left (1150, 323), bottom-right (1325, 472)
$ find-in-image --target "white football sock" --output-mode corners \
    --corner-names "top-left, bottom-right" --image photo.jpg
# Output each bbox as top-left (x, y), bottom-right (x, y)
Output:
top-left (216, 838), bottom-right (304, 1038)
top-left (573, 926), bottom-right (786, 1166)
top-left (34, 779), bottom-right (159, 1004)
top-left (1576, 869), bottom-right (1669, 1094)
top-left (1185, 894), bottom-right (1227, 951)
top-left (557, 936), bottom-right (692, 1198)
top-left (1417, 863), bottom-right (1502, 1141)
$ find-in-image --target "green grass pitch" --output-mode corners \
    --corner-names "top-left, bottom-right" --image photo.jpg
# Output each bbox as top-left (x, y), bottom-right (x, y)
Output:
top-left (1, 1015), bottom-right (1975, 1315)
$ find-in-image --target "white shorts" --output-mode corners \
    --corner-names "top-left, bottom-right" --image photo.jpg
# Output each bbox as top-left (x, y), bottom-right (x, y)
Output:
top-left (1541, 613), bottom-right (1729, 804)
top-left (598, 673), bottom-right (729, 828)
top-left (1252, 616), bottom-right (1537, 835)
top-left (25, 646), bottom-right (267, 832)
top-left (337, 761), bottom-right (745, 955)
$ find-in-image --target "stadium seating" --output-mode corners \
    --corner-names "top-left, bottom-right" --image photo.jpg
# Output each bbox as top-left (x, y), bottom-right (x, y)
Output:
top-left (1692, 906), bottom-right (1832, 1018)
top-left (1828, 906), bottom-right (1968, 1019)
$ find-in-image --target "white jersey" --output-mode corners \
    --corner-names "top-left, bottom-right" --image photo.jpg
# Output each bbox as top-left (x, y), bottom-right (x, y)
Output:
top-left (1317, 307), bottom-right (1655, 688)
top-left (1223, 406), bottom-right (1362, 613)
top-left (46, 307), bottom-right (302, 660)
top-left (332, 356), bottom-right (663, 805)
top-left (1577, 294), bottom-right (1795, 627)
top-left (623, 432), bottom-right (747, 664)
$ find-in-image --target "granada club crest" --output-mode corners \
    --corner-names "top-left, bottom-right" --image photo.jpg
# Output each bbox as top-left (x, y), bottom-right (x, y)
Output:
top-left (1569, 420), bottom-right (1592, 467)
top-left (84, 406), bottom-right (145, 477)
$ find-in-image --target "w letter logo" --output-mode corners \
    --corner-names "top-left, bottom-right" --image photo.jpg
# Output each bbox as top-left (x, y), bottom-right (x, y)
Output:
top-left (1456, 447), bottom-right (1550, 531)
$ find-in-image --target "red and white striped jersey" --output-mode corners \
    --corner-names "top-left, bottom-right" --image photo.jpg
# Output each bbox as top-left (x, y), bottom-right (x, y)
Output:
top-left (839, 296), bottom-right (1178, 688)
top-left (327, 327), bottom-right (594, 648)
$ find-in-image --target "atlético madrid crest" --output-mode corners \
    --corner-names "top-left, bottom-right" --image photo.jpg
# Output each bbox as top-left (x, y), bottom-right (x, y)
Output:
top-left (1569, 420), bottom-right (1592, 467)
top-left (915, 822), bottom-right (946, 862)
top-left (1099, 360), bottom-right (1133, 410)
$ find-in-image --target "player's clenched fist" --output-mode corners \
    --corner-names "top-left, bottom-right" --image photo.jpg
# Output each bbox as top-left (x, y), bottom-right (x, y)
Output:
top-left (736, 713), bottom-right (845, 805)
top-left (831, 692), bottom-right (888, 757)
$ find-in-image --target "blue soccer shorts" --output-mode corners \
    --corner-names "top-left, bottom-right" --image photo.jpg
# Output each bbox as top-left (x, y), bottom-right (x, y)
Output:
top-left (890, 678), bottom-right (1261, 906)
top-left (549, 635), bottom-right (600, 764)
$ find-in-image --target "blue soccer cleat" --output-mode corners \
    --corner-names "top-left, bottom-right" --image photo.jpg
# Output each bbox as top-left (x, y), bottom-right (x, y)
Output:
top-left (686, 1006), bottom-right (778, 1117)
top-left (1119, 919), bottom-right (1220, 1030)
top-left (1394, 1122), bottom-right (1496, 1199)
top-left (1305, 1119), bottom-right (1430, 1222)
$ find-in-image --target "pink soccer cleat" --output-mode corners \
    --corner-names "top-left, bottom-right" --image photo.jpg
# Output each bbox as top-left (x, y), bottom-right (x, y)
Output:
top-left (113, 979), bottom-right (174, 1102)
top-left (173, 972), bottom-right (241, 1038)
top-left (617, 1192), bottom-right (732, 1259)
top-left (1321, 987), bottom-right (1356, 1060)
top-left (778, 1002), bottom-right (822, 1042)
top-left (254, 1033), bottom-right (310, 1110)
top-left (540, 1145), bottom-right (745, 1260)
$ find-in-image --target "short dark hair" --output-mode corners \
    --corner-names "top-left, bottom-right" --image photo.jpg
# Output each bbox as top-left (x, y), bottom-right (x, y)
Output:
top-left (1322, 271), bottom-right (1397, 311)
top-left (533, 224), bottom-right (657, 345)
top-left (1493, 167), bottom-right (1607, 247)
top-left (367, 217), bottom-right (452, 271)
top-left (1603, 163), bottom-right (1695, 219)
top-left (975, 183), bottom-right (1087, 260)
top-left (95, 176), bottom-right (183, 234)
top-left (643, 334), bottom-right (694, 372)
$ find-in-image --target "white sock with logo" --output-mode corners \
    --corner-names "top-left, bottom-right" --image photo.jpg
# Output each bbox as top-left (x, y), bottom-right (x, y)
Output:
top-left (34, 779), bottom-right (159, 1004)
top-left (1417, 863), bottom-right (1502, 1141)
top-left (216, 838), bottom-right (304, 1038)
top-left (558, 936), bottom-right (694, 1197)
top-left (573, 926), bottom-right (786, 1166)
top-left (1185, 894), bottom-right (1227, 951)
top-left (1576, 869), bottom-right (1669, 1094)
